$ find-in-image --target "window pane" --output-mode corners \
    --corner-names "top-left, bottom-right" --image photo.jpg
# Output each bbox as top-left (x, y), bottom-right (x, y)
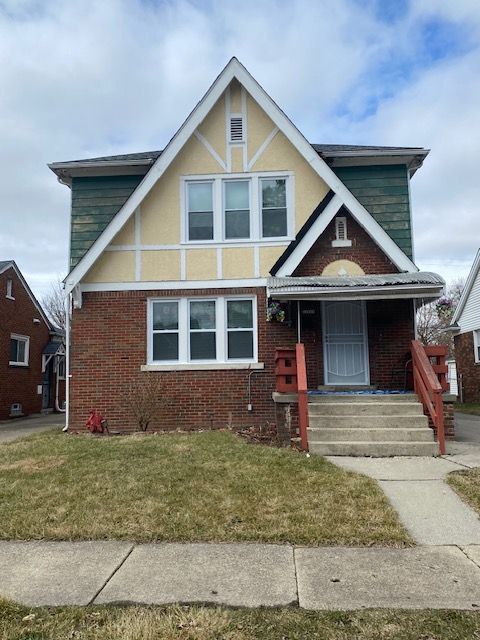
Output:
top-left (190, 301), bottom-right (216, 330)
top-left (17, 340), bottom-right (25, 363)
top-left (191, 332), bottom-right (216, 360)
top-left (188, 182), bottom-right (213, 212)
top-left (225, 210), bottom-right (249, 239)
top-left (10, 339), bottom-right (17, 362)
top-left (189, 211), bottom-right (214, 240)
top-left (228, 331), bottom-right (253, 359)
top-left (153, 301), bottom-right (178, 330)
top-left (227, 300), bottom-right (253, 328)
top-left (262, 208), bottom-right (287, 237)
top-left (153, 333), bottom-right (178, 361)
top-left (225, 181), bottom-right (249, 209)
top-left (262, 179), bottom-right (286, 208)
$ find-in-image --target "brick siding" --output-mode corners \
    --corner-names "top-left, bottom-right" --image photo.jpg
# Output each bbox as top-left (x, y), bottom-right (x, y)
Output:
top-left (70, 289), bottom-right (416, 432)
top-left (454, 331), bottom-right (480, 402)
top-left (0, 267), bottom-right (50, 420)
top-left (293, 211), bottom-right (399, 276)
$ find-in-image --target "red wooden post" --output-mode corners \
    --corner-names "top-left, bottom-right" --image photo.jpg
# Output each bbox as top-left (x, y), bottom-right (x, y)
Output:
top-left (295, 343), bottom-right (309, 452)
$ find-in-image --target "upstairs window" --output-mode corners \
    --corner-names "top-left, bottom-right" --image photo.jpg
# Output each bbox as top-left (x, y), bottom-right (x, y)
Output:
top-left (183, 173), bottom-right (292, 243)
top-left (10, 334), bottom-right (29, 366)
top-left (6, 278), bottom-right (13, 299)
top-left (224, 180), bottom-right (250, 239)
top-left (261, 178), bottom-right (287, 238)
top-left (187, 181), bottom-right (214, 241)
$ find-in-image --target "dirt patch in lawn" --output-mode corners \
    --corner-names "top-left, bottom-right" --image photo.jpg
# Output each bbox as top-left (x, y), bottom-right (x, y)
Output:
top-left (0, 456), bottom-right (65, 474)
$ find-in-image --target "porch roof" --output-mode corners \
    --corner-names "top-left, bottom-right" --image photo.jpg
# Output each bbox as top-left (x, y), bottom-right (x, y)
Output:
top-left (267, 272), bottom-right (445, 301)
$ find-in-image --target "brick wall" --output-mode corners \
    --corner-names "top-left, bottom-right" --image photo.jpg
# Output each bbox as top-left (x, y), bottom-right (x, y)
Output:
top-left (70, 287), bottom-right (300, 432)
top-left (293, 211), bottom-right (399, 276)
top-left (0, 267), bottom-right (50, 420)
top-left (70, 290), bottom-right (416, 432)
top-left (454, 331), bottom-right (480, 402)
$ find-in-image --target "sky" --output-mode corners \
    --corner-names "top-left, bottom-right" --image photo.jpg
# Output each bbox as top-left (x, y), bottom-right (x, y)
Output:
top-left (0, 0), bottom-right (479, 299)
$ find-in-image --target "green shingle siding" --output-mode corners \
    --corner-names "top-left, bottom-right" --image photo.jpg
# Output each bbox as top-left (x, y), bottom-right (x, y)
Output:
top-left (70, 175), bottom-right (143, 268)
top-left (333, 165), bottom-right (413, 259)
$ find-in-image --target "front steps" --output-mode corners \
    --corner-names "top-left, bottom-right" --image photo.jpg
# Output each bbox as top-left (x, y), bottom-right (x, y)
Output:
top-left (307, 394), bottom-right (438, 457)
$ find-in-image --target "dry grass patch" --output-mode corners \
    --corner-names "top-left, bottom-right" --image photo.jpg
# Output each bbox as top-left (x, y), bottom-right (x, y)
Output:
top-left (0, 430), bottom-right (410, 545)
top-left (1, 599), bottom-right (480, 640)
top-left (447, 467), bottom-right (480, 514)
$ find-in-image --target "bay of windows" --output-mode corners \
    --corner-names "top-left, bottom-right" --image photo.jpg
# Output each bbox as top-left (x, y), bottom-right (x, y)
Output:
top-left (149, 297), bottom-right (256, 364)
top-left (185, 174), bottom-right (291, 242)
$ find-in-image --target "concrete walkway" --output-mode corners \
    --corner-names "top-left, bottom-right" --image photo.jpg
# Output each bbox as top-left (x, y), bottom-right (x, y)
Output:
top-left (327, 444), bottom-right (480, 546)
top-left (0, 413), bottom-right (65, 443)
top-left (1, 541), bottom-right (480, 609)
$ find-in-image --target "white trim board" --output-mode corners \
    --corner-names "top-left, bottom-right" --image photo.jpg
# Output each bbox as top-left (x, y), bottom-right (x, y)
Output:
top-left (64, 57), bottom-right (417, 293)
top-left (452, 248), bottom-right (480, 324)
top-left (80, 278), bottom-right (268, 293)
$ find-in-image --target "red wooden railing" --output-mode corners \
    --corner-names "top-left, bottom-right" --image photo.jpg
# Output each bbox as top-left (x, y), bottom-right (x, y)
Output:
top-left (411, 340), bottom-right (446, 455)
top-left (274, 345), bottom-right (309, 451)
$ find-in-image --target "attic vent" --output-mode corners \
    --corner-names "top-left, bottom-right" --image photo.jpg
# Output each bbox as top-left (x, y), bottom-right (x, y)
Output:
top-left (332, 216), bottom-right (352, 247)
top-left (229, 116), bottom-right (244, 142)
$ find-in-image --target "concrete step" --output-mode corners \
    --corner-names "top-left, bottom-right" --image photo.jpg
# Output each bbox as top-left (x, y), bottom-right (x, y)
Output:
top-left (308, 394), bottom-right (418, 403)
top-left (307, 427), bottom-right (434, 443)
top-left (308, 402), bottom-right (424, 416)
top-left (309, 441), bottom-right (438, 457)
top-left (308, 415), bottom-right (429, 429)
top-left (317, 385), bottom-right (377, 392)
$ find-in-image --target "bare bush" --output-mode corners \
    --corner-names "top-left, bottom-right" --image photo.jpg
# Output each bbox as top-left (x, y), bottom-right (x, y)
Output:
top-left (125, 375), bottom-right (165, 432)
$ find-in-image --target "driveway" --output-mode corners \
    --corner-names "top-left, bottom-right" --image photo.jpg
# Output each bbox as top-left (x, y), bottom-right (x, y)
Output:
top-left (0, 413), bottom-right (65, 444)
top-left (455, 411), bottom-right (480, 443)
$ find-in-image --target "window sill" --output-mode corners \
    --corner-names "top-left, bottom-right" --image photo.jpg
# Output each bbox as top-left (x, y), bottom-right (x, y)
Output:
top-left (332, 239), bottom-right (352, 248)
top-left (9, 362), bottom-right (29, 368)
top-left (5, 295), bottom-right (15, 300)
top-left (141, 362), bottom-right (265, 372)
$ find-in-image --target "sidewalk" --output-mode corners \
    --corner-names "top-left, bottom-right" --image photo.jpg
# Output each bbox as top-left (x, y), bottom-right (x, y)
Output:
top-left (1, 540), bottom-right (480, 609)
top-left (326, 444), bottom-right (480, 545)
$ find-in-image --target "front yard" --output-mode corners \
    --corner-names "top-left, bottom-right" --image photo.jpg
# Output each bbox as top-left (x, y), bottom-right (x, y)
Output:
top-left (1, 600), bottom-right (479, 640)
top-left (0, 430), bottom-right (410, 546)
top-left (448, 467), bottom-right (480, 515)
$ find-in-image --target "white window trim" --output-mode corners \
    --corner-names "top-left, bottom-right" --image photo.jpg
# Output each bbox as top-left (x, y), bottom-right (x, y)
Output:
top-left (10, 333), bottom-right (30, 366)
top-left (147, 296), bottom-right (258, 366)
top-left (474, 329), bottom-right (480, 364)
top-left (6, 278), bottom-right (14, 300)
top-left (181, 171), bottom-right (294, 245)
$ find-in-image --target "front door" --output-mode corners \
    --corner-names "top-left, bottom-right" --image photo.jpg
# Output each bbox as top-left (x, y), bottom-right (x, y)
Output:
top-left (323, 301), bottom-right (369, 386)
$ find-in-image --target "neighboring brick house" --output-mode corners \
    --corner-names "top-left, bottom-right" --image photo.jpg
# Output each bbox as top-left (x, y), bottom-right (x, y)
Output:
top-left (0, 261), bottom-right (66, 420)
top-left (450, 250), bottom-right (480, 403)
top-left (49, 58), bottom-right (445, 439)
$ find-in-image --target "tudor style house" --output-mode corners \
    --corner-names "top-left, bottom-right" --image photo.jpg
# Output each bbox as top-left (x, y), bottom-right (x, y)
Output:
top-left (50, 58), bottom-right (447, 455)
top-left (0, 260), bottom-right (65, 420)
top-left (450, 249), bottom-right (480, 403)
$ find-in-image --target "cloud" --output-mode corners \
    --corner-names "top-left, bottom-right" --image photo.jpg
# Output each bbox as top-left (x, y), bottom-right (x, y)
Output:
top-left (0, 0), bottom-right (478, 297)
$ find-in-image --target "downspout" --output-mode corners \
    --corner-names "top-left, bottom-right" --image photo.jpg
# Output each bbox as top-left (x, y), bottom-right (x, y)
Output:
top-left (63, 291), bottom-right (71, 431)
top-left (54, 358), bottom-right (65, 413)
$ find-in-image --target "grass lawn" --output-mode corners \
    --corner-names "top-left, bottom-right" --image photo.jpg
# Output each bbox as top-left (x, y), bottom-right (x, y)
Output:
top-left (454, 402), bottom-right (480, 416)
top-left (447, 467), bottom-right (480, 514)
top-left (1, 600), bottom-right (479, 640)
top-left (0, 430), bottom-right (410, 546)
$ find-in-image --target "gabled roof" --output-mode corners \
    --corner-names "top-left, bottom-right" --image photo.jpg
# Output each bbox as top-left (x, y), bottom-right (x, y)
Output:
top-left (451, 249), bottom-right (480, 324)
top-left (58, 57), bottom-right (418, 293)
top-left (0, 260), bottom-right (52, 329)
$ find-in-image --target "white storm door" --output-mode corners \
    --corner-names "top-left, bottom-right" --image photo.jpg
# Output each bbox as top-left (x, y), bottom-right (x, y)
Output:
top-left (323, 301), bottom-right (369, 385)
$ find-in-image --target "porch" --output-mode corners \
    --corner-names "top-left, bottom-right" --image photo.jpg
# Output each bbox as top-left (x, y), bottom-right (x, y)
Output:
top-left (267, 272), bottom-right (452, 456)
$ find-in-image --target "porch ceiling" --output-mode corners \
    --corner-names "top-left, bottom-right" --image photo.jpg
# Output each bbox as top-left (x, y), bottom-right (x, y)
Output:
top-left (267, 272), bottom-right (445, 301)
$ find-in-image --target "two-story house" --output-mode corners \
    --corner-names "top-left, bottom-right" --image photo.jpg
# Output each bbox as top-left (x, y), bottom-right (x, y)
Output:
top-left (0, 260), bottom-right (66, 419)
top-left (50, 58), bottom-right (445, 453)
